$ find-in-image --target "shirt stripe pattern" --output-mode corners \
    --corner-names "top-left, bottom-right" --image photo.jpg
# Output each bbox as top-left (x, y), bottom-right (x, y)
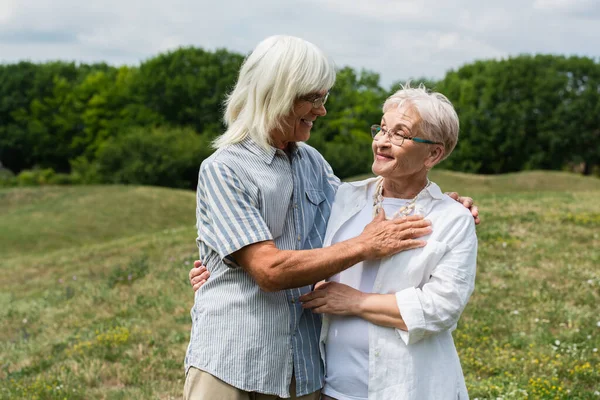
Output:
top-left (185, 137), bottom-right (340, 397)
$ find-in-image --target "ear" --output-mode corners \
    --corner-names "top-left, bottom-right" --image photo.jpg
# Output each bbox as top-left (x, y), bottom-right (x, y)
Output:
top-left (424, 144), bottom-right (445, 169)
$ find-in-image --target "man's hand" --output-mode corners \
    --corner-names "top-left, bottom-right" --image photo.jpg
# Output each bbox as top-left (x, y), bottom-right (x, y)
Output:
top-left (355, 210), bottom-right (432, 260)
top-left (446, 192), bottom-right (480, 225)
top-left (299, 281), bottom-right (365, 315)
top-left (189, 260), bottom-right (210, 292)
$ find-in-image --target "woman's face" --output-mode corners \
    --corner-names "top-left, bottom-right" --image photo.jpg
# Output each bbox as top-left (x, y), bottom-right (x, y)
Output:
top-left (371, 106), bottom-right (434, 180)
top-left (276, 90), bottom-right (328, 148)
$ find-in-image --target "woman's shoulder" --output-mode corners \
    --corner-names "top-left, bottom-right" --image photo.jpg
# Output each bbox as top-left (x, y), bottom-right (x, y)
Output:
top-left (424, 182), bottom-right (470, 217)
top-left (427, 190), bottom-right (476, 246)
top-left (337, 177), bottom-right (378, 196)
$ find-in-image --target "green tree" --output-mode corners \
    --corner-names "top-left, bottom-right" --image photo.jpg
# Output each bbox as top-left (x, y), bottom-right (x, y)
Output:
top-left (134, 47), bottom-right (244, 135)
top-left (437, 55), bottom-right (600, 174)
top-left (93, 126), bottom-right (213, 189)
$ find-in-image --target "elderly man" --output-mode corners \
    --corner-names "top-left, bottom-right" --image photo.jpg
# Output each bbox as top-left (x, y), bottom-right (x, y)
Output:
top-left (185, 35), bottom-right (478, 400)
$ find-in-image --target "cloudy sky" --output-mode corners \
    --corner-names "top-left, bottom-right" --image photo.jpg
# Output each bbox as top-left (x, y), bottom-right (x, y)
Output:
top-left (1, 0), bottom-right (598, 87)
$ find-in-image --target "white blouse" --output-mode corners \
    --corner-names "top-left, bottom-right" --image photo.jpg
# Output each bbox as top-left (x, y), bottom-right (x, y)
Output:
top-left (319, 177), bottom-right (478, 400)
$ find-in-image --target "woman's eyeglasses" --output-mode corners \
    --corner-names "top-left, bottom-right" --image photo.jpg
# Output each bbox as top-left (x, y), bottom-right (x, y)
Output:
top-left (370, 124), bottom-right (442, 146)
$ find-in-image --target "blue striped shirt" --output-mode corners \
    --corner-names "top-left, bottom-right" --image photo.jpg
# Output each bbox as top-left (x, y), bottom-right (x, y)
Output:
top-left (185, 137), bottom-right (340, 397)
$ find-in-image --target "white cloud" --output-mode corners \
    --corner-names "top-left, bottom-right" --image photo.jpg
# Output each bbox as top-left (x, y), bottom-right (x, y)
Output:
top-left (0, 0), bottom-right (17, 23)
top-left (309, 0), bottom-right (427, 20)
top-left (0, 0), bottom-right (599, 87)
top-left (533, 0), bottom-right (598, 13)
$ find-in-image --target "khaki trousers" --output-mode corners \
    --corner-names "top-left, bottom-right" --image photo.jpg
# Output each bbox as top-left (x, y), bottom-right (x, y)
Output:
top-left (184, 367), bottom-right (321, 400)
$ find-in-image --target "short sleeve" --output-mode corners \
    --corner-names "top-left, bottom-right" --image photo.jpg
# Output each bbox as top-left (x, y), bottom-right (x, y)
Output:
top-left (322, 158), bottom-right (341, 192)
top-left (197, 161), bottom-right (273, 263)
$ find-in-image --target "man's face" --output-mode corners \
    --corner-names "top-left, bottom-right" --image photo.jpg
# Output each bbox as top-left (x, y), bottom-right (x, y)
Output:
top-left (277, 90), bottom-right (328, 147)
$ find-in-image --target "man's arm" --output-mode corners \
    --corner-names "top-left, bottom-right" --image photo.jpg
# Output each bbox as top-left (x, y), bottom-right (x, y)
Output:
top-left (234, 211), bottom-right (431, 292)
top-left (190, 261), bottom-right (210, 291)
top-left (188, 193), bottom-right (478, 292)
top-left (446, 192), bottom-right (480, 225)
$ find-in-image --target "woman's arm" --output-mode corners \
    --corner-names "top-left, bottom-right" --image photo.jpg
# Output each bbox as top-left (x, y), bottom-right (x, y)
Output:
top-left (299, 282), bottom-right (408, 330)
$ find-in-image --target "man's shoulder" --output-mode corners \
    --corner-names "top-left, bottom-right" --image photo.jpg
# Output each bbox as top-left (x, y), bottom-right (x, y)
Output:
top-left (298, 143), bottom-right (326, 164)
top-left (200, 143), bottom-right (256, 172)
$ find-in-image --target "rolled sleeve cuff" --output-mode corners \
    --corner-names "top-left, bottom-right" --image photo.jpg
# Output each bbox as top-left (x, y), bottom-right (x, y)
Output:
top-left (395, 287), bottom-right (426, 345)
top-left (216, 230), bottom-right (273, 266)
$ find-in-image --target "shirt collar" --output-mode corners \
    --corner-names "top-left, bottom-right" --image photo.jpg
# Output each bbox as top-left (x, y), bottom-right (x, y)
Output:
top-left (423, 181), bottom-right (444, 200)
top-left (241, 137), bottom-right (303, 164)
top-left (240, 137), bottom-right (277, 164)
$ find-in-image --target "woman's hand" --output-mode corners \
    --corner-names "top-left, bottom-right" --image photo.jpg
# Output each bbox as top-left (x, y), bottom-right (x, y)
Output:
top-left (189, 260), bottom-right (210, 291)
top-left (299, 281), bottom-right (366, 315)
top-left (446, 192), bottom-right (480, 225)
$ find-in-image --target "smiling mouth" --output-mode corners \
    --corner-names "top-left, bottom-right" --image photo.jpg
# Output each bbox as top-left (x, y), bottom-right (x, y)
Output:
top-left (376, 153), bottom-right (393, 160)
top-left (301, 119), bottom-right (314, 128)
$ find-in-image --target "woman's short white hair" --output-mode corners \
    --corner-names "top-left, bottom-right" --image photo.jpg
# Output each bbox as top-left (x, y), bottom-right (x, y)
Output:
top-left (383, 83), bottom-right (459, 161)
top-left (214, 35), bottom-right (336, 150)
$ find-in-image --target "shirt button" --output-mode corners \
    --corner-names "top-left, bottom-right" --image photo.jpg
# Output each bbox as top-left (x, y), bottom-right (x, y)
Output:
top-left (291, 299), bottom-right (295, 304)
top-left (297, 235), bottom-right (301, 241)
top-left (375, 351), bottom-right (380, 357)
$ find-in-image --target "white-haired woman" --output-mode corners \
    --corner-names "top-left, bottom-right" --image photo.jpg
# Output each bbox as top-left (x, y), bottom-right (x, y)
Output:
top-left (299, 86), bottom-right (477, 400)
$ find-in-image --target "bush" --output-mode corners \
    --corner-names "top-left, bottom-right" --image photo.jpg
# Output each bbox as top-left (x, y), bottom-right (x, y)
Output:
top-left (0, 167), bottom-right (16, 187)
top-left (11, 168), bottom-right (80, 186)
top-left (48, 172), bottom-right (79, 185)
top-left (16, 168), bottom-right (55, 186)
top-left (70, 156), bottom-right (101, 184)
top-left (92, 126), bottom-right (213, 189)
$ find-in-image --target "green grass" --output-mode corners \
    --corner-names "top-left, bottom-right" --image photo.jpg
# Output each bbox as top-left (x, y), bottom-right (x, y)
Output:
top-left (1, 172), bottom-right (599, 399)
top-left (0, 185), bottom-right (195, 258)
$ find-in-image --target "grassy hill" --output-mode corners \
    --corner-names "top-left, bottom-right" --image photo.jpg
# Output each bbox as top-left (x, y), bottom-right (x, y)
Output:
top-left (0, 185), bottom-right (195, 258)
top-left (1, 172), bottom-right (599, 399)
top-left (347, 169), bottom-right (600, 194)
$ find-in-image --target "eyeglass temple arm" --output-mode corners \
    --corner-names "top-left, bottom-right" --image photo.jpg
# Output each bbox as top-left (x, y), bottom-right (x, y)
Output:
top-left (411, 137), bottom-right (442, 145)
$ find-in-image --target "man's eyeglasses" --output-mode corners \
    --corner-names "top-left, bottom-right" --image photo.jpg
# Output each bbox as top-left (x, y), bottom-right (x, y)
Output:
top-left (300, 91), bottom-right (329, 109)
top-left (370, 124), bottom-right (442, 147)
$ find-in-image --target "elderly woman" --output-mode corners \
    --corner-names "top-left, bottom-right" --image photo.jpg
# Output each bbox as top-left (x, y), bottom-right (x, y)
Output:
top-left (298, 85), bottom-right (477, 400)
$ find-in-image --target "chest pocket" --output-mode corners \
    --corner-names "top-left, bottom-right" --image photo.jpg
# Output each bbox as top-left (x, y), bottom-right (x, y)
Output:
top-left (306, 189), bottom-right (325, 205)
top-left (304, 189), bottom-right (326, 247)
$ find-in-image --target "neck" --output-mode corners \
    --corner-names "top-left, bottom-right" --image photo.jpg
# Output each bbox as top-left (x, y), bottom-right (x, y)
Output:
top-left (269, 133), bottom-right (296, 156)
top-left (272, 139), bottom-right (289, 150)
top-left (382, 172), bottom-right (429, 199)
top-left (270, 123), bottom-right (295, 150)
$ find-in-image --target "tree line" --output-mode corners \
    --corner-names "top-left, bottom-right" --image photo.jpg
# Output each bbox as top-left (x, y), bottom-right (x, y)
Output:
top-left (0, 48), bottom-right (598, 189)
